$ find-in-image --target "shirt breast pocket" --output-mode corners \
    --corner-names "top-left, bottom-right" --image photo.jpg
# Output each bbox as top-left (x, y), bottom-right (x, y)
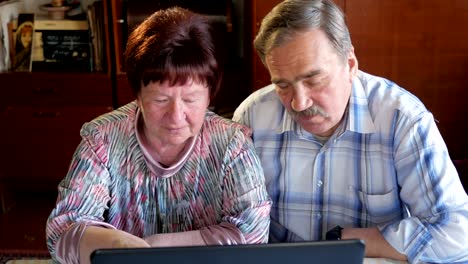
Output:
top-left (357, 188), bottom-right (402, 225)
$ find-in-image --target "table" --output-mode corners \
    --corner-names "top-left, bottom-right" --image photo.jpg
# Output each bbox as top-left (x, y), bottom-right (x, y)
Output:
top-left (4, 258), bottom-right (408, 264)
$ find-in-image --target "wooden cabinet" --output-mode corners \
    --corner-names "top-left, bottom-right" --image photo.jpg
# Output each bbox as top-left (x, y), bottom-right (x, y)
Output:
top-left (0, 0), bottom-right (116, 199)
top-left (0, 73), bottom-right (112, 193)
top-left (0, 2), bottom-right (114, 250)
top-left (107, 0), bottom-right (135, 106)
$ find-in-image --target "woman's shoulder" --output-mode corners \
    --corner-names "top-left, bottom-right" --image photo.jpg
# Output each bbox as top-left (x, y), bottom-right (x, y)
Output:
top-left (198, 111), bottom-right (254, 158)
top-left (204, 110), bottom-right (252, 137)
top-left (80, 101), bottom-right (138, 139)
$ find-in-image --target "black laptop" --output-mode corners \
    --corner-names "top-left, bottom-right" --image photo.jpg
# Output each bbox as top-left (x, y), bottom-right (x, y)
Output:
top-left (91, 239), bottom-right (365, 264)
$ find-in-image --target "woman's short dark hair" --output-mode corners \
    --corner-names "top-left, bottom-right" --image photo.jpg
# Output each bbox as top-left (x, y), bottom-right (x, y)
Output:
top-left (125, 7), bottom-right (220, 99)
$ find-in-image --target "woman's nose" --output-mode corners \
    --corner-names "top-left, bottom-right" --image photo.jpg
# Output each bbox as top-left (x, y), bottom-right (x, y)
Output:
top-left (168, 100), bottom-right (186, 121)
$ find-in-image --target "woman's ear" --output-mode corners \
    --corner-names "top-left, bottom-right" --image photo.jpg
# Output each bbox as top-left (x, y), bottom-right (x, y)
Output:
top-left (135, 95), bottom-right (142, 108)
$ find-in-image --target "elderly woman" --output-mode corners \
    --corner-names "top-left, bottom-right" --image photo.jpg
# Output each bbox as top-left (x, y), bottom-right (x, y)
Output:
top-left (46, 7), bottom-right (271, 264)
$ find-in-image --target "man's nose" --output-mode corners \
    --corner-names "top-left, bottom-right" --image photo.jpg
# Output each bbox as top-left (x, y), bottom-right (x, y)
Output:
top-left (291, 84), bottom-right (313, 112)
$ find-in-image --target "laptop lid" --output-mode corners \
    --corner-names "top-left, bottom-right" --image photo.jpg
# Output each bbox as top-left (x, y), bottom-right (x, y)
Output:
top-left (90, 239), bottom-right (365, 264)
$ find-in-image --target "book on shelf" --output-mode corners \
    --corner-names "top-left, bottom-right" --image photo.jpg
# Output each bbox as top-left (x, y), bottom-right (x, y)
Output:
top-left (11, 18), bottom-right (88, 31)
top-left (87, 0), bottom-right (106, 73)
top-left (39, 29), bottom-right (91, 72)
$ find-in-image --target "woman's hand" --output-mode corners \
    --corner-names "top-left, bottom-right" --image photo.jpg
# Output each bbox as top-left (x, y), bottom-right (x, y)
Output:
top-left (144, 230), bottom-right (205, 247)
top-left (80, 226), bottom-right (150, 264)
top-left (109, 229), bottom-right (151, 248)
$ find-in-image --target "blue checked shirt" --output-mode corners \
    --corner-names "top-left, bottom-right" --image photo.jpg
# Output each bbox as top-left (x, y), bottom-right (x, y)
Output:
top-left (233, 71), bottom-right (468, 264)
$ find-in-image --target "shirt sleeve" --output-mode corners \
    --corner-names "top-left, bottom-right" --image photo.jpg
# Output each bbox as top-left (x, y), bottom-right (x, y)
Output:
top-left (381, 112), bottom-right (468, 263)
top-left (209, 127), bottom-right (272, 244)
top-left (55, 221), bottom-right (116, 264)
top-left (199, 222), bottom-right (245, 245)
top-left (46, 128), bottom-right (112, 262)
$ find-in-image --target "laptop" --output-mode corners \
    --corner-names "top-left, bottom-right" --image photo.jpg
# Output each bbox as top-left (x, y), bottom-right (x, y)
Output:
top-left (90, 239), bottom-right (365, 264)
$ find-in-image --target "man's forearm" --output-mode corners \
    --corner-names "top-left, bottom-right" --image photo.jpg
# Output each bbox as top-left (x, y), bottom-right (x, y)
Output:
top-left (342, 227), bottom-right (407, 261)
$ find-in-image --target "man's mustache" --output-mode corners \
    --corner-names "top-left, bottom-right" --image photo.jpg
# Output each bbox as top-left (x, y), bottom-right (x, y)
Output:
top-left (289, 105), bottom-right (329, 119)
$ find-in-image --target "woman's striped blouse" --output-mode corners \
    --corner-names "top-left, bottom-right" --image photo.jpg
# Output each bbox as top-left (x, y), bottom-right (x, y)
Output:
top-left (46, 102), bottom-right (271, 261)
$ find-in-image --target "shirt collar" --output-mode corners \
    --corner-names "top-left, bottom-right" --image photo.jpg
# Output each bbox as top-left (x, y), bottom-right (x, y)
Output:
top-left (277, 108), bottom-right (297, 134)
top-left (347, 72), bottom-right (377, 134)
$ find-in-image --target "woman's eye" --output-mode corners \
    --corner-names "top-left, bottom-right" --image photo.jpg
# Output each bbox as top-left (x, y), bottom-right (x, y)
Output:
top-left (155, 99), bottom-right (168, 103)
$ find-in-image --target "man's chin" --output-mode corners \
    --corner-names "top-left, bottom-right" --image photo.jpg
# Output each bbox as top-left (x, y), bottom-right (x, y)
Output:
top-left (297, 119), bottom-right (332, 135)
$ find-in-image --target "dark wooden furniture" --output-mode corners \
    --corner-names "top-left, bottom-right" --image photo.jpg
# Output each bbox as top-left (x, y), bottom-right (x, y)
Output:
top-left (0, 73), bottom-right (112, 194)
top-left (0, 72), bottom-right (112, 256)
top-left (0, 0), bottom-right (115, 197)
top-left (0, 1), bottom-right (114, 254)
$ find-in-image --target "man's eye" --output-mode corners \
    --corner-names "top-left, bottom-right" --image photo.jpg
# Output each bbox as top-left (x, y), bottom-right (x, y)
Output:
top-left (155, 99), bottom-right (168, 103)
top-left (183, 99), bottom-right (196, 103)
top-left (304, 80), bottom-right (316, 87)
top-left (276, 83), bottom-right (289, 89)
top-left (304, 79), bottom-right (320, 88)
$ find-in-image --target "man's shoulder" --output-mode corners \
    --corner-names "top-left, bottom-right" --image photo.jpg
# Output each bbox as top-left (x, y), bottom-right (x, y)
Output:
top-left (237, 84), bottom-right (278, 110)
top-left (357, 71), bottom-right (428, 118)
top-left (233, 84), bottom-right (283, 123)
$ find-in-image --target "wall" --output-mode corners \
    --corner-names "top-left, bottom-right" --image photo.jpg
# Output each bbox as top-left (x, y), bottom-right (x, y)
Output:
top-left (345, 0), bottom-right (468, 160)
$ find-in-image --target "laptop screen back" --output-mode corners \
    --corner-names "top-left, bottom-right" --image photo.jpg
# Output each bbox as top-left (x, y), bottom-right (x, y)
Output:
top-left (91, 239), bottom-right (365, 264)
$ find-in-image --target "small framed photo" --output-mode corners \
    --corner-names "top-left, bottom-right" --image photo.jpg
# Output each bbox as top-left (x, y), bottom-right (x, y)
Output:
top-left (13, 13), bottom-right (35, 72)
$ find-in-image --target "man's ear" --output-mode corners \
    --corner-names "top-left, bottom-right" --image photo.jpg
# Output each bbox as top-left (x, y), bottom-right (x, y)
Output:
top-left (347, 46), bottom-right (359, 81)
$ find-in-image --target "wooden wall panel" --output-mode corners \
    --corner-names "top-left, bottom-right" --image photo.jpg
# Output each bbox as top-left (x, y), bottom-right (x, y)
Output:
top-left (346, 0), bottom-right (468, 160)
top-left (249, 0), bottom-right (282, 90)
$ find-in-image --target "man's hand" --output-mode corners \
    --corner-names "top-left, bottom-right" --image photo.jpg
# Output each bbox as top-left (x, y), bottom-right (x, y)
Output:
top-left (342, 227), bottom-right (407, 261)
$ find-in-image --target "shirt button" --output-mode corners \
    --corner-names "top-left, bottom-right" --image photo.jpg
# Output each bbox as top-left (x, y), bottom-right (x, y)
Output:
top-left (317, 180), bottom-right (323, 187)
top-left (316, 213), bottom-right (322, 218)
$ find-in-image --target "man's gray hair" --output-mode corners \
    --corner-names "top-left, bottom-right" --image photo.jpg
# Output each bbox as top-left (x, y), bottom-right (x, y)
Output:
top-left (254, 0), bottom-right (352, 64)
